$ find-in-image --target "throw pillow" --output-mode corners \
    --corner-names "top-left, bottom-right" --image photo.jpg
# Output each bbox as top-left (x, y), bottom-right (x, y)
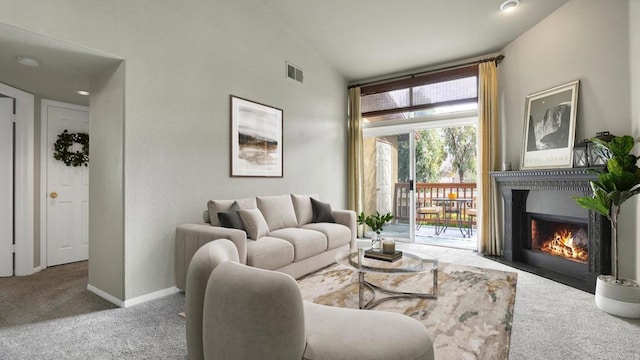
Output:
top-left (217, 202), bottom-right (245, 231)
top-left (206, 197), bottom-right (257, 226)
top-left (291, 193), bottom-right (319, 226)
top-left (256, 195), bottom-right (299, 231)
top-left (207, 200), bottom-right (235, 226)
top-left (311, 198), bottom-right (335, 223)
top-left (238, 208), bottom-right (270, 240)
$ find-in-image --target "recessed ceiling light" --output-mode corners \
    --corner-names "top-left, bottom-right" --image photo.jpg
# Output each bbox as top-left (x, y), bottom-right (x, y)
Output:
top-left (77, 90), bottom-right (90, 96)
top-left (500, 0), bottom-right (520, 12)
top-left (16, 55), bottom-right (40, 67)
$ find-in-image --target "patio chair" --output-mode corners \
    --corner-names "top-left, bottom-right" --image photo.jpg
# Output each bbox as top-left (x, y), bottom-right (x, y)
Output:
top-left (465, 198), bottom-right (477, 235)
top-left (416, 205), bottom-right (442, 232)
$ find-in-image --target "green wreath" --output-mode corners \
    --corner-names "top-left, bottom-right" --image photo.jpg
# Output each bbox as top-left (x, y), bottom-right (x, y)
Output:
top-left (53, 129), bottom-right (90, 167)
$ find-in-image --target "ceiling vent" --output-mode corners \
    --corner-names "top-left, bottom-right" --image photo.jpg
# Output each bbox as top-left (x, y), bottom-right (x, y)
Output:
top-left (286, 62), bottom-right (303, 83)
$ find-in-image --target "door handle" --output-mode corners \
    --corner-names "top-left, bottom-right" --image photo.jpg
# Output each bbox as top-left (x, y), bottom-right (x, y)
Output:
top-left (50, 192), bottom-right (58, 199)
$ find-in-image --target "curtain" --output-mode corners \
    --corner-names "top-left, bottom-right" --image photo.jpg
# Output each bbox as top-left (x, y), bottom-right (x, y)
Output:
top-left (347, 87), bottom-right (364, 214)
top-left (477, 62), bottom-right (502, 256)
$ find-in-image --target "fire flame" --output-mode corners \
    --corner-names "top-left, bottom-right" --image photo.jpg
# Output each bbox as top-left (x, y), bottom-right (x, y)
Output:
top-left (541, 229), bottom-right (588, 263)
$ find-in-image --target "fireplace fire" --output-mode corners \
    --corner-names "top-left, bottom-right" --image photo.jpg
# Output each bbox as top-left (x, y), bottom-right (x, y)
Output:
top-left (530, 215), bottom-right (589, 264)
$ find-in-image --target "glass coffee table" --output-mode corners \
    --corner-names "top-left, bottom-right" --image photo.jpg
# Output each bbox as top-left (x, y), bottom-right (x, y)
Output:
top-left (335, 248), bottom-right (438, 309)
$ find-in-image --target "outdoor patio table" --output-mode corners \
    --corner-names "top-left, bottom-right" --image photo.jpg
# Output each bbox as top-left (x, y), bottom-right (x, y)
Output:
top-left (432, 197), bottom-right (474, 238)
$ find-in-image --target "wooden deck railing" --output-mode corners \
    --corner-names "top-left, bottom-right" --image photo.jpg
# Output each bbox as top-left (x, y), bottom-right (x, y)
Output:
top-left (393, 182), bottom-right (477, 224)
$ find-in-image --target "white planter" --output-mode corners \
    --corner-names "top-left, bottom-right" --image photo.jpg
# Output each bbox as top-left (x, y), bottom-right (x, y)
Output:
top-left (594, 275), bottom-right (640, 319)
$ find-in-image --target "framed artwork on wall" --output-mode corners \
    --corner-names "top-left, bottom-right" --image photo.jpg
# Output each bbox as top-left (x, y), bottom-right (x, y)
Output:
top-left (230, 95), bottom-right (283, 177)
top-left (520, 80), bottom-right (579, 170)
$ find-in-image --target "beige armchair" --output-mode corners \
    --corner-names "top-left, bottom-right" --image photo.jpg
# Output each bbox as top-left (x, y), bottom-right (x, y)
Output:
top-left (186, 239), bottom-right (434, 360)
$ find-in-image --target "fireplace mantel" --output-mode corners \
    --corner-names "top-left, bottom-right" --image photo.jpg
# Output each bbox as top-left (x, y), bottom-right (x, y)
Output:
top-left (490, 168), bottom-right (599, 193)
top-left (490, 168), bottom-right (611, 293)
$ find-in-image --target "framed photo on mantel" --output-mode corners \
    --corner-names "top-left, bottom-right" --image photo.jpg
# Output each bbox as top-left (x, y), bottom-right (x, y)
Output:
top-left (520, 80), bottom-right (579, 170)
top-left (230, 95), bottom-right (283, 177)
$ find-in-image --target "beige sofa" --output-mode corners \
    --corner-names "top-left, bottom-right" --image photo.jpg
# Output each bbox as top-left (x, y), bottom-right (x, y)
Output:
top-left (186, 240), bottom-right (434, 360)
top-left (175, 194), bottom-right (356, 290)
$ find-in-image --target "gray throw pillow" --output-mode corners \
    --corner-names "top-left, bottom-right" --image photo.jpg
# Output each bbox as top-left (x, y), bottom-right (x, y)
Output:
top-left (311, 198), bottom-right (335, 223)
top-left (217, 202), bottom-right (245, 231)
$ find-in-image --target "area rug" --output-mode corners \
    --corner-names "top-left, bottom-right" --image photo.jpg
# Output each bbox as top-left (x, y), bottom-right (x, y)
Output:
top-left (297, 261), bottom-right (517, 360)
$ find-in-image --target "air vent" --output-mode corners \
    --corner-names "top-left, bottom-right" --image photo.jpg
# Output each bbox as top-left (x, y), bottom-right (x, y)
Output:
top-left (286, 62), bottom-right (303, 83)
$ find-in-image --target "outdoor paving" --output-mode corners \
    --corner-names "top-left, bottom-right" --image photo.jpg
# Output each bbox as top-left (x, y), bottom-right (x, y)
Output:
top-left (371, 223), bottom-right (477, 251)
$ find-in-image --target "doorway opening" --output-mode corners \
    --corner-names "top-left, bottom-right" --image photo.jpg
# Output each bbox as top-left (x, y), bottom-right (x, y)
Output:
top-left (363, 113), bottom-right (479, 250)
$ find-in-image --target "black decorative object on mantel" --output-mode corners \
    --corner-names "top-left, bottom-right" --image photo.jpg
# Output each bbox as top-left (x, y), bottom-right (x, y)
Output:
top-left (573, 140), bottom-right (589, 167)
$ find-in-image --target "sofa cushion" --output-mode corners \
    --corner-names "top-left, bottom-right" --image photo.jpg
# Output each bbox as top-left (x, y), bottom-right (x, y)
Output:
top-left (290, 193), bottom-right (319, 226)
top-left (303, 301), bottom-right (434, 360)
top-left (257, 195), bottom-right (299, 232)
top-left (246, 237), bottom-right (294, 270)
top-left (301, 222), bottom-right (351, 250)
top-left (238, 209), bottom-right (269, 240)
top-left (217, 202), bottom-right (245, 231)
top-left (207, 197), bottom-right (257, 226)
top-left (311, 198), bottom-right (335, 223)
top-left (269, 228), bottom-right (327, 262)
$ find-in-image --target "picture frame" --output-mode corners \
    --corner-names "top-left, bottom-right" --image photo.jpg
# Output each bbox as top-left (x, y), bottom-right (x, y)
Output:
top-left (230, 95), bottom-right (283, 177)
top-left (521, 80), bottom-right (579, 170)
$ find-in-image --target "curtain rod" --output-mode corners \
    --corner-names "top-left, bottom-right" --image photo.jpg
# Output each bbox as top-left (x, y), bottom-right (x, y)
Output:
top-left (348, 55), bottom-right (505, 89)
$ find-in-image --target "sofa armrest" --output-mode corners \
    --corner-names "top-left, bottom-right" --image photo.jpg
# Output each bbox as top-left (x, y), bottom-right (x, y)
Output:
top-left (332, 209), bottom-right (356, 250)
top-left (175, 224), bottom-right (248, 290)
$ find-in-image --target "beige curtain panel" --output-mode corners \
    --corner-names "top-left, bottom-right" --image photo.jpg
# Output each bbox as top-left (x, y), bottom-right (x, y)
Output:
top-left (477, 61), bottom-right (503, 256)
top-left (347, 87), bottom-right (364, 214)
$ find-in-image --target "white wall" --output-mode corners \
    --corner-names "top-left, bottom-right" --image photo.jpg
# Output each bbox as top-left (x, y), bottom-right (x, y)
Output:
top-left (89, 63), bottom-right (126, 299)
top-left (629, 0), bottom-right (640, 281)
top-left (500, 0), bottom-right (637, 279)
top-left (0, 0), bottom-right (347, 301)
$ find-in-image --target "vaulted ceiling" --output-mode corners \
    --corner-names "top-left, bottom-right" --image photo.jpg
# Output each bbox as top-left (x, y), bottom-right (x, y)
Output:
top-left (0, 1), bottom-right (569, 105)
top-left (259, 0), bottom-right (569, 81)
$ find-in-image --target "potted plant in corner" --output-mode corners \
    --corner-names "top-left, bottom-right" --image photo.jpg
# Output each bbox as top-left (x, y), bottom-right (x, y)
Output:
top-left (363, 211), bottom-right (395, 250)
top-left (574, 135), bottom-right (640, 318)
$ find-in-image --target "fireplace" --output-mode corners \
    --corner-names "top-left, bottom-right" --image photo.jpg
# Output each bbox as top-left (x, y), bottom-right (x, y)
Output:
top-left (491, 169), bottom-right (611, 293)
top-left (522, 213), bottom-right (589, 280)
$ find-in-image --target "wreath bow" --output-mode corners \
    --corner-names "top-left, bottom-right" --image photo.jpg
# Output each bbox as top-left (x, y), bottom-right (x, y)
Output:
top-left (53, 129), bottom-right (89, 167)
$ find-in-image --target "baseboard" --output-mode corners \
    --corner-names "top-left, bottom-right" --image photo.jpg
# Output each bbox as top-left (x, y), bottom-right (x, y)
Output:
top-left (123, 286), bottom-right (180, 308)
top-left (87, 284), bottom-right (180, 308)
top-left (87, 284), bottom-right (125, 307)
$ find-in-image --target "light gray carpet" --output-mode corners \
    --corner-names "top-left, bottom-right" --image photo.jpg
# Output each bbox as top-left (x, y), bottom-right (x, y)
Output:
top-left (1, 245), bottom-right (639, 359)
top-left (0, 292), bottom-right (186, 359)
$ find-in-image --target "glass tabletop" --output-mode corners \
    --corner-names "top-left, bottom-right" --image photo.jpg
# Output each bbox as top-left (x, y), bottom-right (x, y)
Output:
top-left (336, 248), bottom-right (438, 274)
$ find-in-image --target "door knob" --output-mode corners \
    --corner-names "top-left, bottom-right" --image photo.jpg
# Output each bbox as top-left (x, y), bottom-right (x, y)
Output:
top-left (50, 192), bottom-right (58, 199)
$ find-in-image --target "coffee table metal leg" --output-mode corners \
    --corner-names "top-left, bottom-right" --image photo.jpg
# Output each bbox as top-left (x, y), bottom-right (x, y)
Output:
top-left (359, 271), bottom-right (365, 309)
top-left (358, 271), bottom-right (377, 309)
top-left (433, 268), bottom-right (438, 296)
top-left (357, 269), bottom-right (438, 310)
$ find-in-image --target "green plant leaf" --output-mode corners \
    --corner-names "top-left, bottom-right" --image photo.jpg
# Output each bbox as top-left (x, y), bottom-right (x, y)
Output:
top-left (574, 196), bottom-right (609, 217)
top-left (606, 135), bottom-right (635, 157)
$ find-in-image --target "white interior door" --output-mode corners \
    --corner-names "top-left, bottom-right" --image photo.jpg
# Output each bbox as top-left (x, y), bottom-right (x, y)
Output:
top-left (0, 98), bottom-right (14, 276)
top-left (376, 140), bottom-right (392, 214)
top-left (44, 102), bottom-right (89, 267)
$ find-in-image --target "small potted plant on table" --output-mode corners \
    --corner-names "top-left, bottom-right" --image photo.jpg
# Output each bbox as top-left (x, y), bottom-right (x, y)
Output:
top-left (574, 135), bottom-right (640, 318)
top-left (362, 211), bottom-right (394, 250)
